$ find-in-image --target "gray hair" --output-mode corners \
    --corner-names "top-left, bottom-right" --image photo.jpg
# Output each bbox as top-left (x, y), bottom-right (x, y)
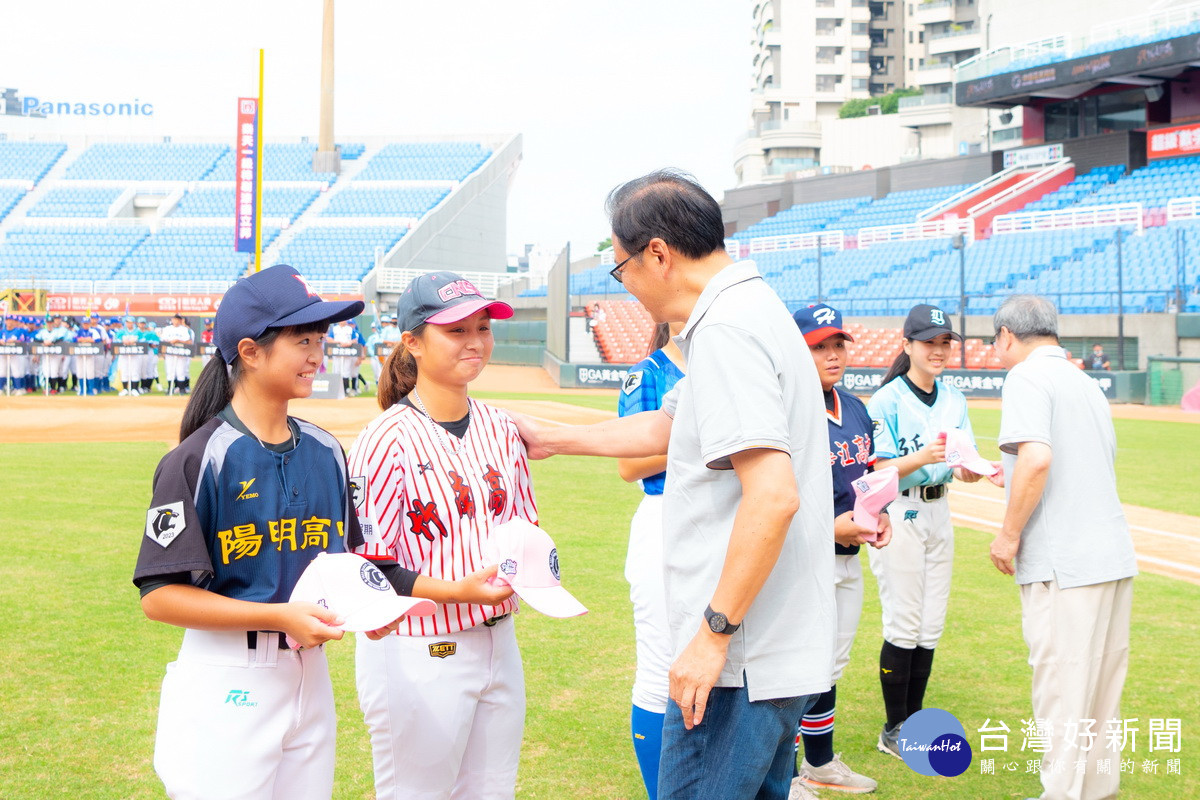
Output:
top-left (993, 294), bottom-right (1059, 342)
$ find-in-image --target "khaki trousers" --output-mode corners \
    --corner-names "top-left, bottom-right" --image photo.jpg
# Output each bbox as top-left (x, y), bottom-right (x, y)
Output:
top-left (1020, 576), bottom-right (1132, 800)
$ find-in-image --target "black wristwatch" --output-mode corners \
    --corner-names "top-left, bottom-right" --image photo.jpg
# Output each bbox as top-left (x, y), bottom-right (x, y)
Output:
top-left (704, 604), bottom-right (741, 635)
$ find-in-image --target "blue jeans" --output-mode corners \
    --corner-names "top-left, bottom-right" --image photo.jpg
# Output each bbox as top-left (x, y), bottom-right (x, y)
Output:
top-left (658, 683), bottom-right (819, 800)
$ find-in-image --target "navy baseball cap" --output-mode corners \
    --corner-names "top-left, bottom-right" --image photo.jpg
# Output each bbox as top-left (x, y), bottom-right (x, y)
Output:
top-left (793, 303), bottom-right (854, 346)
top-left (396, 271), bottom-right (513, 332)
top-left (214, 264), bottom-right (365, 364)
top-left (904, 304), bottom-right (962, 342)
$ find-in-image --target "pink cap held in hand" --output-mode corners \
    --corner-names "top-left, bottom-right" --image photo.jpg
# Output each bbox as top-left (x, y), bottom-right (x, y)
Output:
top-left (487, 519), bottom-right (587, 618)
top-left (852, 466), bottom-right (899, 540)
top-left (943, 428), bottom-right (998, 476)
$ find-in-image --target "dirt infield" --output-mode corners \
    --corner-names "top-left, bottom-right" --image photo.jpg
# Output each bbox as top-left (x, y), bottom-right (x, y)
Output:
top-left (1, 364), bottom-right (1196, 584)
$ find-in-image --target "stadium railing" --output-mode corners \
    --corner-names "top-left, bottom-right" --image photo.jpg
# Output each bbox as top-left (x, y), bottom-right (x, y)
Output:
top-left (992, 203), bottom-right (1144, 235)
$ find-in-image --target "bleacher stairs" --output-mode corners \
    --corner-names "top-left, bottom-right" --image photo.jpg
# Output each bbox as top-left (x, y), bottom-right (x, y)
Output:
top-left (0, 142), bottom-right (80, 234)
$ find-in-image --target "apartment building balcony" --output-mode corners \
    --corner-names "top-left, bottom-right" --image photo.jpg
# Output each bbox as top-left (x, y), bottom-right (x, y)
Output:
top-left (927, 28), bottom-right (981, 56)
top-left (914, 0), bottom-right (954, 26)
top-left (914, 62), bottom-right (955, 85)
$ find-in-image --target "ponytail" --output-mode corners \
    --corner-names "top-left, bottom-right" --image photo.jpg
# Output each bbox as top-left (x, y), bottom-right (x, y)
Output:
top-left (881, 345), bottom-right (911, 386)
top-left (180, 351), bottom-right (234, 441)
top-left (647, 322), bottom-right (671, 356)
top-left (378, 323), bottom-right (426, 410)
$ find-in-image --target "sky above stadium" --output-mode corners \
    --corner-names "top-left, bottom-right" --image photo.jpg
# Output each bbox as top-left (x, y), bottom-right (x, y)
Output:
top-left (4, 0), bottom-right (749, 260)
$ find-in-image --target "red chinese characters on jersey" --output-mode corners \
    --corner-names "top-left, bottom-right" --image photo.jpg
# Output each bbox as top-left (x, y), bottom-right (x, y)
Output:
top-left (852, 434), bottom-right (873, 465)
top-left (448, 470), bottom-right (476, 519)
top-left (483, 464), bottom-right (507, 517)
top-left (407, 499), bottom-right (449, 542)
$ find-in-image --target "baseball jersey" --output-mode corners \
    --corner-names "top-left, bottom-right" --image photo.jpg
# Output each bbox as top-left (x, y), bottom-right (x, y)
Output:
top-left (868, 376), bottom-right (973, 492)
top-left (139, 328), bottom-right (160, 348)
top-left (826, 386), bottom-right (876, 555)
top-left (618, 349), bottom-right (685, 495)
top-left (332, 323), bottom-right (357, 345)
top-left (133, 408), bottom-right (364, 603)
top-left (347, 398), bottom-right (538, 636)
top-left (160, 324), bottom-right (192, 346)
top-left (114, 326), bottom-right (140, 345)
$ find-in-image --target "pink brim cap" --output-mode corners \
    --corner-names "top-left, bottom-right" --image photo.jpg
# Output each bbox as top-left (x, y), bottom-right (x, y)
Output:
top-left (944, 429), bottom-right (998, 476)
top-left (509, 584), bottom-right (588, 618)
top-left (425, 298), bottom-right (514, 325)
top-left (340, 596), bottom-right (437, 632)
top-left (852, 466), bottom-right (899, 539)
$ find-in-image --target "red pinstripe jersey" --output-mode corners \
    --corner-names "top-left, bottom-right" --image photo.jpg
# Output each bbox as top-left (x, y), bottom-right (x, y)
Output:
top-left (346, 398), bottom-right (537, 636)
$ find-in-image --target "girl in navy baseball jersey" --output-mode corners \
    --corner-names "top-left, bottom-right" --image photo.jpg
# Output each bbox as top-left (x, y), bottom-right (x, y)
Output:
top-left (347, 271), bottom-right (535, 800)
top-left (133, 265), bottom-right (504, 800)
top-left (790, 303), bottom-right (892, 795)
top-left (616, 321), bottom-right (685, 800)
top-left (867, 303), bottom-right (984, 759)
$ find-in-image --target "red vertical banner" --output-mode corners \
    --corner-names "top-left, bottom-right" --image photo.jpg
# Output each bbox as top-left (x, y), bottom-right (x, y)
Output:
top-left (234, 97), bottom-right (259, 253)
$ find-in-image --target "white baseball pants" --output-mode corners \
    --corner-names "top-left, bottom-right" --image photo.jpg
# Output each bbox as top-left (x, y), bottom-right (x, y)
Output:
top-left (832, 552), bottom-right (865, 682)
top-left (153, 629), bottom-right (336, 800)
top-left (625, 494), bottom-right (671, 714)
top-left (355, 616), bottom-right (525, 800)
top-left (867, 494), bottom-right (953, 649)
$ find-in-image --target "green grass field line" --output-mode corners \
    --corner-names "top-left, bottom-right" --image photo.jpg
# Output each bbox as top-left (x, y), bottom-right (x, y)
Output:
top-left (0, 443), bottom-right (1195, 798)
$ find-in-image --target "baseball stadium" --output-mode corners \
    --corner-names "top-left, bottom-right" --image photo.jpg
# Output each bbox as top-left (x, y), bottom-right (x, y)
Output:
top-left (1, 1), bottom-right (1197, 798)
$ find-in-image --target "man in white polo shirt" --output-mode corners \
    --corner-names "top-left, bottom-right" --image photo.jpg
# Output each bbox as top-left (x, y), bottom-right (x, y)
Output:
top-left (989, 294), bottom-right (1137, 800)
top-left (513, 170), bottom-right (834, 800)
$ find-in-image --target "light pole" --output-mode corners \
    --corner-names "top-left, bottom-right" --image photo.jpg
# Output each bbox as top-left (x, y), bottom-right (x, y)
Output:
top-left (952, 232), bottom-right (967, 367)
top-left (1115, 227), bottom-right (1125, 371)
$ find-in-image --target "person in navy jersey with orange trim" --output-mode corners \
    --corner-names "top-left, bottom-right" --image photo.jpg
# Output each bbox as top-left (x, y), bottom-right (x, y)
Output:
top-left (790, 303), bottom-right (892, 798)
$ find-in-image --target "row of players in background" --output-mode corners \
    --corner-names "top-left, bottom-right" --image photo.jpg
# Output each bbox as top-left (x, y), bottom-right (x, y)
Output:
top-left (326, 315), bottom-right (403, 397)
top-left (0, 313), bottom-right (204, 395)
top-left (617, 301), bottom-right (998, 799)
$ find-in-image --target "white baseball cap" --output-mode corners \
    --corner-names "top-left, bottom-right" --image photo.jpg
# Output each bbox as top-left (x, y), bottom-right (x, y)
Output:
top-left (487, 519), bottom-right (587, 618)
top-left (852, 466), bottom-right (899, 539)
top-left (944, 428), bottom-right (998, 476)
top-left (289, 553), bottom-right (437, 633)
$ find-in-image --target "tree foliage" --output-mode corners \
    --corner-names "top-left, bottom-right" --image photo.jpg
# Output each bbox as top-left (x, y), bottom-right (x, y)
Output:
top-left (838, 87), bottom-right (923, 119)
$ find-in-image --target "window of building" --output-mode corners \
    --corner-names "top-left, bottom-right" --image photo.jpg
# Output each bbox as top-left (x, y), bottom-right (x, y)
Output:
top-left (816, 19), bottom-right (840, 35)
top-left (918, 30), bottom-right (924, 43)
top-left (816, 46), bottom-right (839, 64)
top-left (852, 21), bottom-right (869, 34)
top-left (852, 50), bottom-right (870, 62)
top-left (852, 78), bottom-right (870, 91)
top-left (816, 74), bottom-right (843, 92)
top-left (1044, 89), bottom-right (1148, 142)
top-left (816, 0), bottom-right (835, 7)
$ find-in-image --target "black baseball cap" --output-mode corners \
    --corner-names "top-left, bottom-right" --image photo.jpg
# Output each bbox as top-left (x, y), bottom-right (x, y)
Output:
top-left (395, 271), bottom-right (513, 332)
top-left (214, 264), bottom-right (365, 364)
top-left (903, 304), bottom-right (961, 342)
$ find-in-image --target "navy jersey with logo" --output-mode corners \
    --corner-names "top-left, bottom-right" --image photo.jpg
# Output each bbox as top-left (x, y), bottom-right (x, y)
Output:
top-left (134, 413), bottom-right (363, 603)
top-left (827, 386), bottom-right (876, 556)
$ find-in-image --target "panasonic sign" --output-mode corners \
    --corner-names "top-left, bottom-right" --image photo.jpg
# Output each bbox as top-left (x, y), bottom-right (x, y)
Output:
top-left (22, 96), bottom-right (154, 117)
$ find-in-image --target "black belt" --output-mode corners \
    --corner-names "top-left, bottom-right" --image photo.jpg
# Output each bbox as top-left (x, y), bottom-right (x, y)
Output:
top-left (483, 614), bottom-right (511, 627)
top-left (247, 631), bottom-right (291, 650)
top-left (902, 484), bottom-right (947, 501)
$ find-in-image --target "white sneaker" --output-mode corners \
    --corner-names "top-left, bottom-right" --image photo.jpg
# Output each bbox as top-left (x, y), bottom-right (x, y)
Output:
top-left (800, 754), bottom-right (878, 793)
top-left (788, 776), bottom-right (821, 800)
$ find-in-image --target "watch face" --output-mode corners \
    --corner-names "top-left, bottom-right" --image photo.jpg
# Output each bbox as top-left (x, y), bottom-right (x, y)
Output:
top-left (708, 612), bottom-right (728, 633)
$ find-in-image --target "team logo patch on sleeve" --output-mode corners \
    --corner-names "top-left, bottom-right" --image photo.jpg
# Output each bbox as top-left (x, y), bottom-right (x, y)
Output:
top-left (349, 476), bottom-right (366, 510)
top-left (145, 501), bottom-right (185, 548)
top-left (622, 370), bottom-right (644, 395)
top-left (872, 418), bottom-right (884, 438)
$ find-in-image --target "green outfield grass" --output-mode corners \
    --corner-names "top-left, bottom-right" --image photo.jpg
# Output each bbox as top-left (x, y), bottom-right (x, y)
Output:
top-left (0, 441), bottom-right (1195, 799)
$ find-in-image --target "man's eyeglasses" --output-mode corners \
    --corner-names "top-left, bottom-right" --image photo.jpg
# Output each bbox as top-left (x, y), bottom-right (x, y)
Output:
top-left (609, 245), bottom-right (647, 284)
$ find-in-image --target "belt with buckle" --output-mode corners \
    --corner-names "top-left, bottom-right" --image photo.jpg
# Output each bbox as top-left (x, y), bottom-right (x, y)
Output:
top-left (247, 631), bottom-right (291, 650)
top-left (903, 484), bottom-right (947, 502)
top-left (483, 614), bottom-right (511, 627)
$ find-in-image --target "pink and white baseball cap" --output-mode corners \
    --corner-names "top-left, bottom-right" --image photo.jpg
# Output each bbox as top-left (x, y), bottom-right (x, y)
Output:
top-left (943, 428), bottom-right (998, 476)
top-left (487, 519), bottom-right (587, 618)
top-left (289, 552), bottom-right (437, 633)
top-left (852, 466), bottom-right (899, 540)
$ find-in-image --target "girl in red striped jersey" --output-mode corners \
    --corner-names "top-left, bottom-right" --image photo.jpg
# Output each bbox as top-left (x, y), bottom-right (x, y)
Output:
top-left (347, 271), bottom-right (536, 800)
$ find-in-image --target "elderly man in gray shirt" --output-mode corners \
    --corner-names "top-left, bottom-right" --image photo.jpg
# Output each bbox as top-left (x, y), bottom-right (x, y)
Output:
top-left (990, 294), bottom-right (1137, 800)
top-left (515, 170), bottom-right (834, 800)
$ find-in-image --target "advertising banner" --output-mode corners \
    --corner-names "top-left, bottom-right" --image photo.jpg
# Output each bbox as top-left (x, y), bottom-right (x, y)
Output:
top-left (234, 97), bottom-right (259, 254)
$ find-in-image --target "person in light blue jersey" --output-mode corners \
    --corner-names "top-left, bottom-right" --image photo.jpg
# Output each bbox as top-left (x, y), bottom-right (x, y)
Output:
top-left (616, 320), bottom-right (685, 800)
top-left (866, 304), bottom-right (986, 759)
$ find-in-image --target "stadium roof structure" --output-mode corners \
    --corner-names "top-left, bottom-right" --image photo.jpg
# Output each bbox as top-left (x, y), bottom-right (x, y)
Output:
top-left (955, 31), bottom-right (1200, 108)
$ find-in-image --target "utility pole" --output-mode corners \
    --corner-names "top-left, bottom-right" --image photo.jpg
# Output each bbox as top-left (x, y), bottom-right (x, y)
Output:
top-left (313, 0), bottom-right (341, 174)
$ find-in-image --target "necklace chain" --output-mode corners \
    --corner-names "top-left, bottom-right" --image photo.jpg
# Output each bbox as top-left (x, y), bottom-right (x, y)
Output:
top-left (410, 389), bottom-right (469, 453)
top-left (252, 423), bottom-right (297, 453)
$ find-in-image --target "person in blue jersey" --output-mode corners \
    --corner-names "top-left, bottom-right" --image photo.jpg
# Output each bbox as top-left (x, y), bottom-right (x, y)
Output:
top-left (866, 304), bottom-right (986, 759)
top-left (133, 265), bottom-right (506, 800)
top-left (790, 304), bottom-right (893, 796)
top-left (616, 320), bottom-right (685, 800)
top-left (1, 314), bottom-right (30, 393)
